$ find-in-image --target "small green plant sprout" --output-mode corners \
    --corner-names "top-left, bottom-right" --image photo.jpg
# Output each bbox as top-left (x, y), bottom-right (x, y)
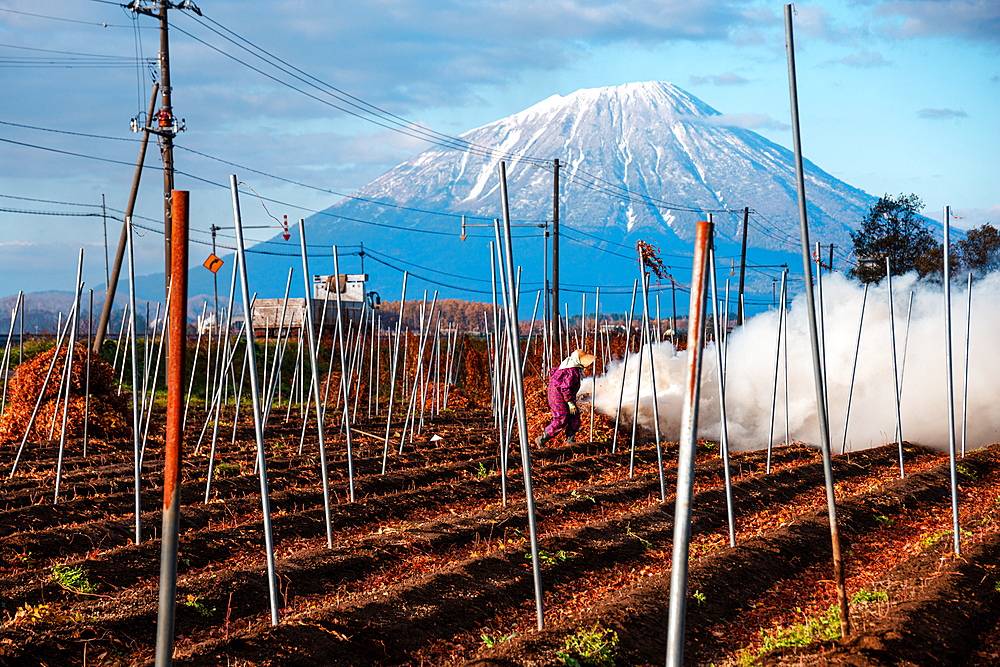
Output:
top-left (556, 623), bottom-right (619, 667)
top-left (994, 581), bottom-right (1000, 593)
top-left (571, 489), bottom-right (596, 503)
top-left (216, 462), bottom-right (241, 478)
top-left (476, 462), bottom-right (491, 479)
top-left (184, 594), bottom-right (215, 618)
top-left (625, 523), bottom-right (653, 550)
top-left (51, 564), bottom-right (97, 595)
top-left (874, 514), bottom-right (893, 528)
top-left (528, 549), bottom-right (573, 566)
top-left (956, 464), bottom-right (977, 481)
top-left (692, 590), bottom-right (707, 606)
top-left (851, 589), bottom-right (888, 604)
top-left (481, 631), bottom-right (516, 648)
top-left (736, 604), bottom-right (841, 666)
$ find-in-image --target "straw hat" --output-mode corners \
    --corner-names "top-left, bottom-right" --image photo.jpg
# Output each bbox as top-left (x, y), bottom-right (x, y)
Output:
top-left (577, 350), bottom-right (596, 367)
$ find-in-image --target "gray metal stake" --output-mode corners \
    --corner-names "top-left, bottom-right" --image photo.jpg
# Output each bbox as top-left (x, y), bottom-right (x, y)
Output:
top-left (230, 175), bottom-right (280, 624)
top-left (943, 206), bottom-right (961, 554)
top-left (886, 259), bottom-right (905, 477)
top-left (708, 238), bottom-right (736, 546)
top-left (784, 4), bottom-right (849, 636)
top-left (497, 163), bottom-right (544, 629)
top-left (766, 271), bottom-right (787, 472)
top-left (332, 245), bottom-right (356, 501)
top-left (961, 274), bottom-right (971, 457)
top-left (611, 280), bottom-right (639, 453)
top-left (841, 283), bottom-right (869, 454)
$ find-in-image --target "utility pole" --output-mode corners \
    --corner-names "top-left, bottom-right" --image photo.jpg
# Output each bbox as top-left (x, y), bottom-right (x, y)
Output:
top-left (829, 243), bottom-right (835, 274)
top-left (552, 158), bottom-right (560, 339)
top-left (126, 0), bottom-right (198, 300)
top-left (210, 224), bottom-right (221, 320)
top-left (736, 206), bottom-right (750, 325)
top-left (102, 194), bottom-right (110, 290)
top-left (159, 0), bottom-right (174, 299)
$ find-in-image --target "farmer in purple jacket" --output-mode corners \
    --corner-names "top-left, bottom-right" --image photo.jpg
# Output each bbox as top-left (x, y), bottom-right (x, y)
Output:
top-left (535, 349), bottom-right (596, 447)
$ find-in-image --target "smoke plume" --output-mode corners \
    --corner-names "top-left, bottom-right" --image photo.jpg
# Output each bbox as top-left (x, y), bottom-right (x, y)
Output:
top-left (586, 272), bottom-right (1000, 452)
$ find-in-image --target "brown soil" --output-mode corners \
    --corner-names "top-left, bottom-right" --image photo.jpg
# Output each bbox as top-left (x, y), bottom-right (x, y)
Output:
top-left (0, 383), bottom-right (998, 667)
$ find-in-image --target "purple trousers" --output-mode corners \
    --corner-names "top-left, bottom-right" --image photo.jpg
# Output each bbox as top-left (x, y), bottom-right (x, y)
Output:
top-left (544, 366), bottom-right (582, 438)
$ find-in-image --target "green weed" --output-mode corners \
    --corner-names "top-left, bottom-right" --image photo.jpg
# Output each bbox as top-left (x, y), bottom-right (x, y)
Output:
top-left (216, 462), bottom-right (241, 478)
top-left (851, 589), bottom-right (888, 604)
top-left (51, 564), bottom-right (97, 595)
top-left (476, 462), bottom-right (491, 479)
top-left (957, 464), bottom-right (977, 481)
top-left (692, 590), bottom-right (707, 606)
top-left (481, 631), bottom-right (516, 648)
top-left (736, 604), bottom-right (841, 666)
top-left (874, 514), bottom-right (893, 528)
top-left (571, 489), bottom-right (596, 503)
top-left (625, 523), bottom-right (653, 550)
top-left (556, 623), bottom-right (618, 667)
top-left (184, 594), bottom-right (215, 618)
top-left (528, 549), bottom-right (574, 566)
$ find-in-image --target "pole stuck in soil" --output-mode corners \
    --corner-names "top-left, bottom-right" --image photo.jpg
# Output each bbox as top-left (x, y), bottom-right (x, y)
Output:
top-left (784, 3), bottom-right (849, 637)
top-left (665, 219), bottom-right (712, 667)
top-left (155, 190), bottom-right (188, 667)
top-left (230, 174), bottom-right (280, 625)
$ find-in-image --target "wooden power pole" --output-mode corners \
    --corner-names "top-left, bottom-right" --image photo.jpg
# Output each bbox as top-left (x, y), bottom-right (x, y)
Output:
top-left (736, 206), bottom-right (749, 325)
top-left (552, 158), bottom-right (560, 338)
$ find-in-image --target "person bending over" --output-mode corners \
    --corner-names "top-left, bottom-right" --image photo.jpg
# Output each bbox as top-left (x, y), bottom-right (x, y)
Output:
top-left (535, 349), bottom-right (595, 447)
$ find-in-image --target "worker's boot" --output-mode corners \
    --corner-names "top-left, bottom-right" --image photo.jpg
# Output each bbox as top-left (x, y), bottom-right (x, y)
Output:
top-left (565, 432), bottom-right (577, 445)
top-left (534, 432), bottom-right (552, 448)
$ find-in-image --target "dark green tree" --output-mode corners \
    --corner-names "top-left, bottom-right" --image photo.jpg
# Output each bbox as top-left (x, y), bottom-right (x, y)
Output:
top-left (957, 223), bottom-right (1000, 276)
top-left (849, 193), bottom-right (936, 283)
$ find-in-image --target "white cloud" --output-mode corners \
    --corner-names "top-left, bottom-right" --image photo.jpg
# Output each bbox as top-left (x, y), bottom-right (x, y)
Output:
top-left (917, 108), bottom-right (969, 120)
top-left (695, 113), bottom-right (790, 131)
top-left (689, 72), bottom-right (750, 86)
top-left (831, 51), bottom-right (892, 68)
top-left (875, 0), bottom-right (1000, 42)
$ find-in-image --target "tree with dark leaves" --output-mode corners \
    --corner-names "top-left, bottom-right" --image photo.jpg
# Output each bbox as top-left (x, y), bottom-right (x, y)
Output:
top-left (849, 193), bottom-right (936, 283)
top-left (957, 223), bottom-right (1000, 277)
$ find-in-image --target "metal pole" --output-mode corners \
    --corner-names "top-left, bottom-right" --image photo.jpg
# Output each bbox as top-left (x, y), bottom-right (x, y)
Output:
top-left (664, 220), bottom-right (712, 667)
top-left (381, 272), bottom-right (408, 474)
top-left (943, 206), bottom-right (961, 554)
top-left (611, 280), bottom-right (639, 453)
top-left (154, 189), bottom-right (188, 667)
top-left (708, 237), bottom-right (736, 546)
top-left (126, 218), bottom-right (142, 544)
top-left (54, 250), bottom-right (85, 503)
top-left (766, 271), bottom-right (787, 472)
top-left (961, 274), bottom-right (971, 457)
top-left (841, 283), bottom-right (869, 454)
top-left (330, 246), bottom-right (356, 500)
top-left (785, 4), bottom-right (849, 636)
top-left (886, 258), bottom-right (904, 477)
top-left (230, 175), bottom-right (280, 624)
top-left (299, 220), bottom-right (334, 540)
top-left (499, 162), bottom-right (544, 629)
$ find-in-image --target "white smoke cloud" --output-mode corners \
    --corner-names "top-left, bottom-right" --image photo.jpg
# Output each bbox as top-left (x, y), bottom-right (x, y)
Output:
top-left (587, 271), bottom-right (1000, 453)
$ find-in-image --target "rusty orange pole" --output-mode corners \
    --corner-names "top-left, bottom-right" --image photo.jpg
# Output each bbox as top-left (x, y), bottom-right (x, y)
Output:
top-left (155, 190), bottom-right (188, 667)
top-left (665, 219), bottom-right (713, 667)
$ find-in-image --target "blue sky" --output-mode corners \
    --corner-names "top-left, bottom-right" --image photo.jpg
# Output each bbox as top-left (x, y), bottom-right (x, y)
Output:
top-left (0, 0), bottom-right (997, 296)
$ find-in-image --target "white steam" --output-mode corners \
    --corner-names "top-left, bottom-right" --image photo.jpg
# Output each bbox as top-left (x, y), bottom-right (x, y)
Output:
top-left (586, 271), bottom-right (1000, 453)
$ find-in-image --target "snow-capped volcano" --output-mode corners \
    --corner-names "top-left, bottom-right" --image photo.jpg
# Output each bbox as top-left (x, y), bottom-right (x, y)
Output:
top-left (172, 82), bottom-right (877, 309)
top-left (327, 81), bottom-right (873, 251)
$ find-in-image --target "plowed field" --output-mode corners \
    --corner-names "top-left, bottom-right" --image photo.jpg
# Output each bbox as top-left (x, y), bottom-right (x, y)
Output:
top-left (2, 386), bottom-right (1000, 666)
